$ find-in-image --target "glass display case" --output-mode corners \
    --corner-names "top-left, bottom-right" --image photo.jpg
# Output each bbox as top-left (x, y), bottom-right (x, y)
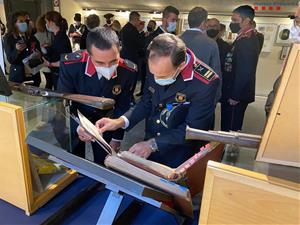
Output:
top-left (0, 91), bottom-right (77, 216)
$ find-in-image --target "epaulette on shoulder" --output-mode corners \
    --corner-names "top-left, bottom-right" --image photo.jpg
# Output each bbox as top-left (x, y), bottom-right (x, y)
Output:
top-left (193, 60), bottom-right (218, 84)
top-left (119, 58), bottom-right (138, 72)
top-left (61, 50), bottom-right (86, 64)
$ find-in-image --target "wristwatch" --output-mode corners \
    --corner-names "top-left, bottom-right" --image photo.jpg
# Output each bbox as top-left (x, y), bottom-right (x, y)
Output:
top-left (149, 138), bottom-right (158, 152)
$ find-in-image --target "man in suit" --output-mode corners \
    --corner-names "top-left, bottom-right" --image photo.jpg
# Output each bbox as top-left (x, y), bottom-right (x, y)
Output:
top-left (120, 11), bottom-right (143, 64)
top-left (95, 34), bottom-right (220, 168)
top-left (145, 6), bottom-right (180, 47)
top-left (180, 7), bottom-right (221, 78)
top-left (120, 11), bottom-right (144, 103)
top-left (221, 5), bottom-right (260, 131)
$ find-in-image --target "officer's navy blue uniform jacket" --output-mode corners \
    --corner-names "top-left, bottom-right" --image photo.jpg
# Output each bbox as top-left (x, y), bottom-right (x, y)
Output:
top-left (124, 49), bottom-right (220, 167)
top-left (57, 50), bottom-right (136, 163)
top-left (222, 28), bottom-right (260, 103)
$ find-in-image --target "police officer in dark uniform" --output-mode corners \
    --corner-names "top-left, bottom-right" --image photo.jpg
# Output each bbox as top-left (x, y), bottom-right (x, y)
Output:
top-left (221, 5), bottom-right (260, 132)
top-left (96, 33), bottom-right (220, 168)
top-left (57, 27), bottom-right (136, 164)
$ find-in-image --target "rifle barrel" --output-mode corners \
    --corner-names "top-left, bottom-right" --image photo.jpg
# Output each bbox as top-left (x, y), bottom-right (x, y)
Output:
top-left (186, 126), bottom-right (261, 148)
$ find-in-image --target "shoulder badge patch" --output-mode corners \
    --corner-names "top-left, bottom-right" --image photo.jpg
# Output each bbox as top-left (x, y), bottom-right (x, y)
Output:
top-left (119, 59), bottom-right (138, 72)
top-left (194, 63), bottom-right (216, 82)
top-left (112, 85), bottom-right (122, 95)
top-left (61, 51), bottom-right (83, 63)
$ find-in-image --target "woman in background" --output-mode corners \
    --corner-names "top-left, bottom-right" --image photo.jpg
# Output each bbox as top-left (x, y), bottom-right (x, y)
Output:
top-left (44, 11), bottom-right (71, 90)
top-left (4, 11), bottom-right (41, 85)
top-left (35, 14), bottom-right (54, 89)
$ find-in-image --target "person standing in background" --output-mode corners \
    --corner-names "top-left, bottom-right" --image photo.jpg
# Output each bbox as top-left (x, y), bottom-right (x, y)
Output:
top-left (111, 20), bottom-right (122, 39)
top-left (68, 13), bottom-right (86, 50)
top-left (145, 20), bottom-right (156, 36)
top-left (104, 13), bottom-right (114, 28)
top-left (290, 2), bottom-right (300, 43)
top-left (44, 11), bottom-right (72, 90)
top-left (4, 11), bottom-right (42, 86)
top-left (120, 11), bottom-right (144, 103)
top-left (221, 5), bottom-right (260, 132)
top-left (35, 15), bottom-right (54, 89)
top-left (215, 23), bottom-right (231, 77)
top-left (145, 6), bottom-right (179, 47)
top-left (180, 8), bottom-right (221, 103)
top-left (80, 14), bottom-right (100, 50)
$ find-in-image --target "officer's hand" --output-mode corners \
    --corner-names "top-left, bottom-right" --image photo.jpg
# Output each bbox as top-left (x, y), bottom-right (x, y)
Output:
top-left (96, 117), bottom-right (125, 134)
top-left (77, 126), bottom-right (94, 142)
top-left (228, 98), bottom-right (239, 106)
top-left (109, 140), bottom-right (121, 152)
top-left (129, 141), bottom-right (152, 159)
top-left (16, 43), bottom-right (26, 51)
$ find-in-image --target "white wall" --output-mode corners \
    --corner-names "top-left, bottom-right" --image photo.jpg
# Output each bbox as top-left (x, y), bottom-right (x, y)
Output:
top-left (60, 0), bottom-right (83, 28)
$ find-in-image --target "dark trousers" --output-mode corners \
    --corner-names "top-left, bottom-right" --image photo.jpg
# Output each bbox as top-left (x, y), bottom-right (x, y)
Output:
top-left (43, 72), bottom-right (53, 89)
top-left (138, 59), bottom-right (147, 94)
top-left (221, 101), bottom-right (248, 131)
top-left (52, 73), bottom-right (59, 90)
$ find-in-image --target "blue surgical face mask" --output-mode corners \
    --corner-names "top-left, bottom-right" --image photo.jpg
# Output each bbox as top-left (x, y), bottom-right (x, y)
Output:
top-left (167, 21), bottom-right (177, 33)
top-left (155, 68), bottom-right (179, 86)
top-left (46, 23), bottom-right (53, 32)
top-left (16, 22), bottom-right (28, 33)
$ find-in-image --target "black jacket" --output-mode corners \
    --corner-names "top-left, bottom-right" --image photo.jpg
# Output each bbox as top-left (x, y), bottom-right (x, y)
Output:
top-left (145, 26), bottom-right (165, 48)
top-left (120, 22), bottom-right (144, 64)
top-left (222, 29), bottom-right (260, 103)
top-left (4, 33), bottom-right (41, 83)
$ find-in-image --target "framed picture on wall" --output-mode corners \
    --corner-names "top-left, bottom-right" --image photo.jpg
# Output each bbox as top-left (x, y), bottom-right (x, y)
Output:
top-left (256, 23), bottom-right (277, 53)
top-left (276, 24), bottom-right (292, 45)
top-left (181, 18), bottom-right (189, 32)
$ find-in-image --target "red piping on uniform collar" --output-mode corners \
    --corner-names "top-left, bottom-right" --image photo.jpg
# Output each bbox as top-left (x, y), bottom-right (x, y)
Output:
top-left (181, 48), bottom-right (196, 81)
top-left (85, 55), bottom-right (96, 77)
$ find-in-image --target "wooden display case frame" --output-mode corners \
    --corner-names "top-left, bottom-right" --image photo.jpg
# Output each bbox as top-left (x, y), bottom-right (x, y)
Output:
top-left (199, 161), bottom-right (300, 224)
top-left (0, 102), bottom-right (77, 215)
top-left (256, 44), bottom-right (300, 167)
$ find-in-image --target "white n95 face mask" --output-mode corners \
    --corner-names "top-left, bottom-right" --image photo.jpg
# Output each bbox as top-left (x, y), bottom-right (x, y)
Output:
top-left (154, 68), bottom-right (180, 86)
top-left (95, 64), bottom-right (118, 80)
top-left (167, 21), bottom-right (177, 33)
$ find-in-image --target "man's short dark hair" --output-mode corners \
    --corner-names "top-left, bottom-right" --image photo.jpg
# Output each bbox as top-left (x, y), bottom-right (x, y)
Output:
top-left (233, 5), bottom-right (255, 20)
top-left (86, 14), bottom-right (100, 30)
top-left (148, 33), bottom-right (186, 67)
top-left (188, 7), bottom-right (208, 28)
top-left (220, 23), bottom-right (226, 31)
top-left (86, 27), bottom-right (120, 54)
top-left (129, 11), bottom-right (140, 21)
top-left (163, 6), bottom-right (179, 18)
top-left (149, 20), bottom-right (156, 26)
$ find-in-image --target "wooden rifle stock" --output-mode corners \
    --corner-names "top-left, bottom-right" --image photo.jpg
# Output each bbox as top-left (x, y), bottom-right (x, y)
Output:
top-left (8, 81), bottom-right (115, 110)
top-left (186, 126), bottom-right (261, 148)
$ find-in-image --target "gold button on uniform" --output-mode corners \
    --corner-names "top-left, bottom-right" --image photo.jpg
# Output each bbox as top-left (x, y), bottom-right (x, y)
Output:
top-left (156, 119), bottom-right (160, 124)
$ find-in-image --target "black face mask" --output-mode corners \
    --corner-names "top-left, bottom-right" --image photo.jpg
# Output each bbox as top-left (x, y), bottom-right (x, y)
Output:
top-left (106, 19), bottom-right (111, 25)
top-left (229, 22), bottom-right (241, 33)
top-left (206, 29), bottom-right (219, 38)
top-left (147, 26), bottom-right (153, 32)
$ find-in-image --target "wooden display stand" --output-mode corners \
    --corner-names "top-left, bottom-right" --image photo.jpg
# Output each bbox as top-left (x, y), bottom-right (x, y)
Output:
top-left (256, 44), bottom-right (300, 167)
top-left (0, 102), bottom-right (77, 215)
top-left (199, 161), bottom-right (300, 225)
